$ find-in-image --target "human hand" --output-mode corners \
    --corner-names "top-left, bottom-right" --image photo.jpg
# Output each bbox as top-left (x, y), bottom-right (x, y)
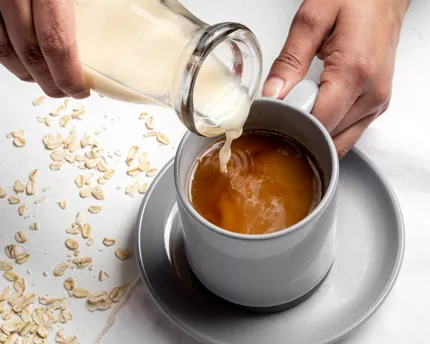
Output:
top-left (0, 0), bottom-right (89, 99)
top-left (263, 0), bottom-right (410, 157)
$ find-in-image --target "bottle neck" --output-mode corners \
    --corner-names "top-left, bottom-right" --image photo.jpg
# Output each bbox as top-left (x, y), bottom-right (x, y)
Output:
top-left (171, 22), bottom-right (263, 136)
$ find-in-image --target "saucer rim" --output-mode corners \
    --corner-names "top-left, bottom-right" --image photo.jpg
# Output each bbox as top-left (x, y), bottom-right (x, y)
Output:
top-left (135, 147), bottom-right (405, 344)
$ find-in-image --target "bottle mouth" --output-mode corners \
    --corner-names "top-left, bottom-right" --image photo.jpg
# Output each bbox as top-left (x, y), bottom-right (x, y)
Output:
top-left (172, 22), bottom-right (263, 136)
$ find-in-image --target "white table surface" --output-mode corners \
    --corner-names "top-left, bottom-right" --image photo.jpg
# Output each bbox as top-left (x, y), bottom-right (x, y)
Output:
top-left (0, 0), bottom-right (429, 343)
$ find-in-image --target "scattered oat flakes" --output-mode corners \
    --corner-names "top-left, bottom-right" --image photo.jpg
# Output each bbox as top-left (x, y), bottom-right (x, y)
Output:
top-left (7, 128), bottom-right (25, 138)
top-left (85, 159), bottom-right (98, 169)
top-left (60, 115), bottom-right (72, 127)
top-left (28, 169), bottom-right (39, 182)
top-left (97, 176), bottom-right (106, 185)
top-left (59, 200), bottom-right (67, 209)
top-left (75, 155), bottom-right (86, 162)
top-left (15, 231), bottom-right (28, 244)
top-left (126, 146), bottom-right (139, 166)
top-left (138, 183), bottom-right (149, 194)
top-left (54, 263), bottom-right (68, 277)
top-left (138, 161), bottom-right (150, 172)
top-left (88, 205), bottom-right (101, 214)
top-left (81, 224), bottom-right (92, 238)
top-left (72, 288), bottom-right (88, 298)
top-left (146, 168), bottom-right (158, 177)
top-left (13, 136), bottom-right (26, 147)
top-left (50, 161), bottom-right (63, 170)
top-left (18, 204), bottom-right (27, 216)
top-left (97, 160), bottom-right (108, 172)
top-left (143, 131), bottom-right (158, 137)
top-left (13, 277), bottom-right (26, 292)
top-left (79, 187), bottom-right (92, 198)
top-left (109, 285), bottom-right (127, 303)
top-left (43, 134), bottom-right (63, 150)
top-left (72, 109), bottom-right (86, 120)
top-left (64, 277), bottom-right (75, 291)
top-left (87, 237), bottom-right (94, 246)
top-left (43, 272), bottom-right (47, 277)
top-left (26, 180), bottom-right (37, 195)
top-left (125, 182), bottom-right (138, 196)
top-left (103, 169), bottom-right (115, 180)
top-left (75, 175), bottom-right (85, 188)
top-left (157, 133), bottom-right (170, 145)
top-left (98, 270), bottom-right (104, 281)
top-left (32, 95), bottom-right (46, 106)
top-left (91, 186), bottom-right (105, 200)
top-left (127, 166), bottom-right (140, 177)
top-left (37, 326), bottom-right (51, 338)
top-left (65, 153), bottom-right (76, 164)
top-left (64, 132), bottom-right (77, 149)
top-left (65, 239), bottom-right (79, 250)
top-left (139, 112), bottom-right (148, 119)
top-left (102, 237), bottom-right (116, 247)
top-left (29, 222), bottom-right (40, 230)
top-left (115, 248), bottom-right (130, 261)
top-left (13, 180), bottom-right (25, 194)
top-left (87, 296), bottom-right (112, 312)
top-left (50, 104), bottom-right (65, 116)
top-left (0, 186), bottom-right (7, 198)
top-left (15, 252), bottom-right (30, 264)
top-left (114, 149), bottom-right (121, 156)
top-left (5, 245), bottom-right (17, 259)
top-left (146, 116), bottom-right (155, 130)
top-left (4, 270), bottom-right (19, 282)
top-left (0, 287), bottom-right (12, 302)
top-left (50, 150), bottom-right (65, 162)
top-left (0, 260), bottom-right (13, 271)
top-left (59, 309), bottom-right (73, 323)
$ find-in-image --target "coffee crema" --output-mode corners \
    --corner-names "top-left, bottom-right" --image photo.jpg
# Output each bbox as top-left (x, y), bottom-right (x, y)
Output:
top-left (188, 130), bottom-right (322, 235)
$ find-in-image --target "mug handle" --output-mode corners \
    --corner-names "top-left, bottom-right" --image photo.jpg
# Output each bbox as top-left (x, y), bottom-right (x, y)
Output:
top-left (282, 80), bottom-right (320, 113)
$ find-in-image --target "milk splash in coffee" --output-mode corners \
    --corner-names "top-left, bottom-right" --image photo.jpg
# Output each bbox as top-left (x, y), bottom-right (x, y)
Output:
top-left (75, 0), bottom-right (252, 172)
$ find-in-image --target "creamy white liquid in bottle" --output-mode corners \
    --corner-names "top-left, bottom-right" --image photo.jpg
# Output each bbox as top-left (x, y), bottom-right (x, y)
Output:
top-left (75, 0), bottom-right (251, 172)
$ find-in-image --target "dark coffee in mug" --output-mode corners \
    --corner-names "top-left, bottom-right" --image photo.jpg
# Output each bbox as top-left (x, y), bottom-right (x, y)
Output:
top-left (188, 130), bottom-right (322, 235)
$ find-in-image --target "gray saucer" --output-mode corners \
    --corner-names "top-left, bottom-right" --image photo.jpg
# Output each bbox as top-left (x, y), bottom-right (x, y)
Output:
top-left (135, 149), bottom-right (404, 344)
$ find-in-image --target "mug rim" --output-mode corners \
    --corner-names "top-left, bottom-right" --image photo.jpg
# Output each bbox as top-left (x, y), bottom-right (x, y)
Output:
top-left (174, 98), bottom-right (339, 241)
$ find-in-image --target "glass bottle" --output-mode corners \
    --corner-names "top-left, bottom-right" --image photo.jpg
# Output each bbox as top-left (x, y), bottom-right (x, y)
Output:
top-left (74, 0), bottom-right (262, 136)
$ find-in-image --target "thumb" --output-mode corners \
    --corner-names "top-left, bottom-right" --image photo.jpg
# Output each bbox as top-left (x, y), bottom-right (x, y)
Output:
top-left (263, 3), bottom-right (338, 99)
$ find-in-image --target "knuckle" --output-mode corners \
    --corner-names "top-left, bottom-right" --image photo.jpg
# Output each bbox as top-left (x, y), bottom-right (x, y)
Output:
top-left (353, 57), bottom-right (376, 82)
top-left (275, 48), bottom-right (304, 72)
top-left (40, 30), bottom-right (72, 58)
top-left (0, 43), bottom-right (16, 61)
top-left (293, 7), bottom-right (321, 31)
top-left (20, 44), bottom-right (45, 67)
top-left (372, 86), bottom-right (391, 106)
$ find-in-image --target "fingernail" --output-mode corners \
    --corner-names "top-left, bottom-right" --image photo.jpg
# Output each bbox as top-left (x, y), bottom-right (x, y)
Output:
top-left (262, 77), bottom-right (285, 98)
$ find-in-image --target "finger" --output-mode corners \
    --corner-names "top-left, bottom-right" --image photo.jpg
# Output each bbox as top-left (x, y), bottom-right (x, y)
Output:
top-left (0, 16), bottom-right (33, 82)
top-left (333, 113), bottom-right (378, 158)
top-left (330, 95), bottom-right (372, 136)
top-left (331, 87), bottom-right (391, 136)
top-left (33, 0), bottom-right (89, 99)
top-left (262, 1), bottom-right (339, 99)
top-left (0, 0), bottom-right (65, 97)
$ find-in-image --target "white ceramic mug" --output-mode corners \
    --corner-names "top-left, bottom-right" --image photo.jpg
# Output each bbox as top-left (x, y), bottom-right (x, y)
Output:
top-left (174, 80), bottom-right (339, 310)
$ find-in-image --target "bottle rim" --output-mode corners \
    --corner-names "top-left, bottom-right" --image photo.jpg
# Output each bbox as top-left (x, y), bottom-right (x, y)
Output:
top-left (175, 22), bottom-right (263, 136)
